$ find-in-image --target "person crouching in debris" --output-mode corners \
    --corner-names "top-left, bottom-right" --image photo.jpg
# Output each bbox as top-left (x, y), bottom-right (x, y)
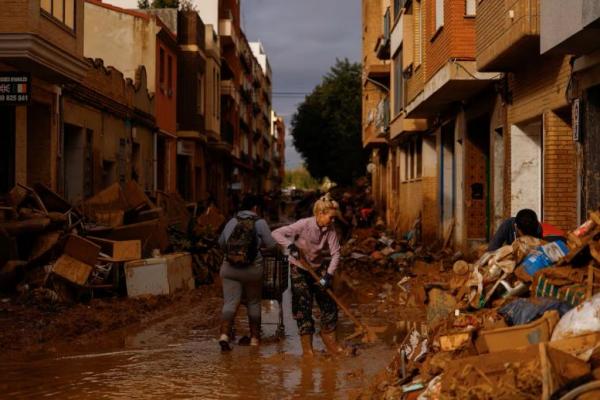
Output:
top-left (272, 194), bottom-right (344, 356)
top-left (218, 194), bottom-right (276, 351)
top-left (488, 208), bottom-right (566, 251)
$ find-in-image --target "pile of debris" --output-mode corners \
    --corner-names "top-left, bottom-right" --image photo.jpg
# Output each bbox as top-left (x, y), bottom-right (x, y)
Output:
top-left (0, 181), bottom-right (223, 305)
top-left (372, 211), bottom-right (600, 400)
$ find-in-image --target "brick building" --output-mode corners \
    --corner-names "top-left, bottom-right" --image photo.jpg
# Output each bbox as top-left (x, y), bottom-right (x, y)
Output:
top-left (540, 0), bottom-right (600, 222)
top-left (0, 0), bottom-right (283, 214)
top-left (0, 0), bottom-right (88, 194)
top-left (364, 0), bottom-right (588, 250)
top-left (62, 60), bottom-right (156, 201)
top-left (83, 0), bottom-right (178, 197)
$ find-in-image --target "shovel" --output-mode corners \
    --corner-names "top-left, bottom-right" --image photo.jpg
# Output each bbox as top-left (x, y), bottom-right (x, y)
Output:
top-left (293, 251), bottom-right (379, 343)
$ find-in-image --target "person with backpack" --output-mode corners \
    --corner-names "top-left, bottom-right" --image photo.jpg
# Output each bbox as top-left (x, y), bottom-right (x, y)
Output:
top-left (271, 194), bottom-right (344, 356)
top-left (217, 194), bottom-right (276, 351)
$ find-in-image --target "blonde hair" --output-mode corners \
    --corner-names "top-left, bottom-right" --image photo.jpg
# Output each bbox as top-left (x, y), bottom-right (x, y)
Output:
top-left (313, 194), bottom-right (339, 216)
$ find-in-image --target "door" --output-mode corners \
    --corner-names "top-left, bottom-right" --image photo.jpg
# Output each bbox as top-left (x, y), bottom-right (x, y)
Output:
top-left (0, 106), bottom-right (16, 193)
top-left (466, 114), bottom-right (491, 240)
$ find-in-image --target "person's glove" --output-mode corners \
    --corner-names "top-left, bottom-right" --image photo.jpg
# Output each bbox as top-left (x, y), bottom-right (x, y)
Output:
top-left (287, 243), bottom-right (300, 259)
top-left (319, 272), bottom-right (333, 289)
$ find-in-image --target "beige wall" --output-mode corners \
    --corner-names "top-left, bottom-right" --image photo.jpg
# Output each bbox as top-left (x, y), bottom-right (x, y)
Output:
top-left (84, 2), bottom-right (158, 92)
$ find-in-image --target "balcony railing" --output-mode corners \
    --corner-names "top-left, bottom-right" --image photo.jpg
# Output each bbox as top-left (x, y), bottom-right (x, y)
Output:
top-left (376, 97), bottom-right (390, 137)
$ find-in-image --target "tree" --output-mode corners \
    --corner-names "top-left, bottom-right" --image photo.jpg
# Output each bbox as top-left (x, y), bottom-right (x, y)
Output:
top-left (283, 166), bottom-right (320, 190)
top-left (290, 59), bottom-right (366, 186)
top-left (137, 0), bottom-right (150, 8)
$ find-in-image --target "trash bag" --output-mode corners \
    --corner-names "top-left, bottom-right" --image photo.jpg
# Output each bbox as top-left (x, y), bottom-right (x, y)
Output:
top-left (552, 292), bottom-right (600, 342)
top-left (498, 297), bottom-right (572, 326)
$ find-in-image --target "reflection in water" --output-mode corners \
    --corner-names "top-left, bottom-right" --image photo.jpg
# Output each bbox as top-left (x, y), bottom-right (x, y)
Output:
top-left (0, 289), bottom-right (391, 399)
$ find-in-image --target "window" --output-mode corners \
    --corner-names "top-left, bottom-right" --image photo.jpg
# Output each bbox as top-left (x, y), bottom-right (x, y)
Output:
top-left (41, 0), bottom-right (76, 30)
top-left (401, 136), bottom-right (423, 182)
top-left (435, 0), bottom-right (444, 31)
top-left (159, 48), bottom-right (165, 88)
top-left (197, 73), bottom-right (204, 115)
top-left (393, 48), bottom-right (403, 116)
top-left (216, 72), bottom-right (220, 119)
top-left (465, 0), bottom-right (476, 16)
top-left (167, 55), bottom-right (172, 96)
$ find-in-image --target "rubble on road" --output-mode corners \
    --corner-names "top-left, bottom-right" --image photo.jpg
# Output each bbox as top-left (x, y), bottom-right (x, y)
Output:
top-left (0, 181), bottom-right (223, 306)
top-left (351, 210), bottom-right (600, 400)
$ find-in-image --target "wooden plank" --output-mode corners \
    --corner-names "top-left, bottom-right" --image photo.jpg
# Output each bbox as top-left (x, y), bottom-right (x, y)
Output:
top-left (53, 254), bottom-right (93, 285)
top-left (87, 236), bottom-right (141, 261)
top-left (64, 234), bottom-right (101, 266)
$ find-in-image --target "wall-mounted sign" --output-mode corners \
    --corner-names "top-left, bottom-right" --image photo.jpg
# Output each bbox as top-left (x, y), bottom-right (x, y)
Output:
top-left (0, 72), bottom-right (31, 105)
top-left (572, 98), bottom-right (581, 142)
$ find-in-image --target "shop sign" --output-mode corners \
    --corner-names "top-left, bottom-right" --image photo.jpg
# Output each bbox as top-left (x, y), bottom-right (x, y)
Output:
top-left (177, 140), bottom-right (194, 156)
top-left (0, 72), bottom-right (31, 105)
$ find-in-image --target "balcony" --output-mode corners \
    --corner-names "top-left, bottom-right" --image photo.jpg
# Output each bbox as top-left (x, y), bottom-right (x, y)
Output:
top-left (219, 12), bottom-right (238, 50)
top-left (405, 60), bottom-right (500, 118)
top-left (476, 0), bottom-right (540, 71)
top-left (540, 0), bottom-right (600, 55)
top-left (221, 79), bottom-right (238, 104)
top-left (365, 63), bottom-right (391, 81)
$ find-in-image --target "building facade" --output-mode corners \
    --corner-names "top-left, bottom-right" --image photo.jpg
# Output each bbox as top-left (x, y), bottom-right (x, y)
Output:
top-left (0, 0), bottom-right (283, 215)
top-left (0, 0), bottom-right (88, 194)
top-left (364, 0), bottom-right (583, 250)
top-left (84, 0), bottom-right (178, 196)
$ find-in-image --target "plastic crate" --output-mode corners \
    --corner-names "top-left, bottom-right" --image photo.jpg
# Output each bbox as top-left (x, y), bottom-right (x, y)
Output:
top-left (262, 250), bottom-right (289, 301)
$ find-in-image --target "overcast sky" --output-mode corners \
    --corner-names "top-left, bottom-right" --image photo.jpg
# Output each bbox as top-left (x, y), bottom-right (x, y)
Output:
top-left (104, 0), bottom-right (361, 169)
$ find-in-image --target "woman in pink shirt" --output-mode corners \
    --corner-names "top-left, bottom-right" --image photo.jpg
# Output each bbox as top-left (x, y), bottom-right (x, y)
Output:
top-left (272, 195), bottom-right (343, 356)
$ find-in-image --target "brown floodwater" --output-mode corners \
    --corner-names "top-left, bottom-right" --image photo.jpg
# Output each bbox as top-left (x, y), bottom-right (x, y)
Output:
top-left (0, 288), bottom-right (395, 399)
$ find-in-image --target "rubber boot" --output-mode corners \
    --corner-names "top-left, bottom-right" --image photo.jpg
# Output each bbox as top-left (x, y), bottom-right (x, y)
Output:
top-left (219, 320), bottom-right (233, 352)
top-left (320, 331), bottom-right (344, 355)
top-left (300, 334), bottom-right (314, 357)
top-left (249, 321), bottom-right (261, 347)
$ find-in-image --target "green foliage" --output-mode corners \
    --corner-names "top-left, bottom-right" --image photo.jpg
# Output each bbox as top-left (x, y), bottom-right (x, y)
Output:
top-left (137, 0), bottom-right (150, 8)
top-left (283, 167), bottom-right (320, 190)
top-left (290, 59), bottom-right (366, 186)
top-left (151, 0), bottom-right (179, 8)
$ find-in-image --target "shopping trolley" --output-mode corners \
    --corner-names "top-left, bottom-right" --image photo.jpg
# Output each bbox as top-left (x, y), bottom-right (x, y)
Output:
top-left (261, 248), bottom-right (289, 337)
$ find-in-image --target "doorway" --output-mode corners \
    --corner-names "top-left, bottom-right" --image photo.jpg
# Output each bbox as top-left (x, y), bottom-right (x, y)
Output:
top-left (64, 123), bottom-right (86, 202)
top-left (510, 119), bottom-right (543, 218)
top-left (0, 106), bottom-right (16, 193)
top-left (466, 114), bottom-right (491, 241)
top-left (440, 121), bottom-right (455, 235)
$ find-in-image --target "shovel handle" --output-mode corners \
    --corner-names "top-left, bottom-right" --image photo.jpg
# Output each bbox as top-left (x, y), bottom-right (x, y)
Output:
top-left (296, 257), bottom-right (367, 332)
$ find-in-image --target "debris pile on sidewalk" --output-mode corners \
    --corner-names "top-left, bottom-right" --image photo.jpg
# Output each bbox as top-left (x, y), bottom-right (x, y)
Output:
top-left (358, 211), bottom-right (600, 400)
top-left (0, 181), bottom-right (223, 305)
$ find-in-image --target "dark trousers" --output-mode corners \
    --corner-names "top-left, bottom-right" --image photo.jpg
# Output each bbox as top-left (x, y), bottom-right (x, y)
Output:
top-left (290, 265), bottom-right (338, 335)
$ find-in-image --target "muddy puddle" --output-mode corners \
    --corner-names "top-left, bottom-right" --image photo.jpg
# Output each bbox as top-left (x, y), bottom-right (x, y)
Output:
top-left (0, 287), bottom-right (396, 399)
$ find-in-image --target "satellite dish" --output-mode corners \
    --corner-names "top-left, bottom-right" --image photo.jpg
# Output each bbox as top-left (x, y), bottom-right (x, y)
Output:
top-left (366, 163), bottom-right (375, 173)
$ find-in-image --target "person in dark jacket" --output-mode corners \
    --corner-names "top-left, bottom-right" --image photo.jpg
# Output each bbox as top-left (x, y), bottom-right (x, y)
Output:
top-left (217, 195), bottom-right (276, 351)
top-left (488, 208), bottom-right (566, 251)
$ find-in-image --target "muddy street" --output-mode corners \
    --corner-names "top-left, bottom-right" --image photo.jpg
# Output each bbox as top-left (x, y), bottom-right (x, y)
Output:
top-left (0, 278), bottom-right (397, 399)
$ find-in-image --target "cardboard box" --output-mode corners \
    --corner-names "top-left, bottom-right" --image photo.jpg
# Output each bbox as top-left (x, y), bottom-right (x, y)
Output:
top-left (53, 254), bottom-right (93, 285)
top-left (475, 310), bottom-right (560, 353)
top-left (87, 236), bottom-right (141, 262)
top-left (124, 252), bottom-right (193, 297)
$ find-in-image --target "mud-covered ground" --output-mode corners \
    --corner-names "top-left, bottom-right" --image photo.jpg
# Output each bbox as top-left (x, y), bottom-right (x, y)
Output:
top-left (0, 284), bottom-right (222, 358)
